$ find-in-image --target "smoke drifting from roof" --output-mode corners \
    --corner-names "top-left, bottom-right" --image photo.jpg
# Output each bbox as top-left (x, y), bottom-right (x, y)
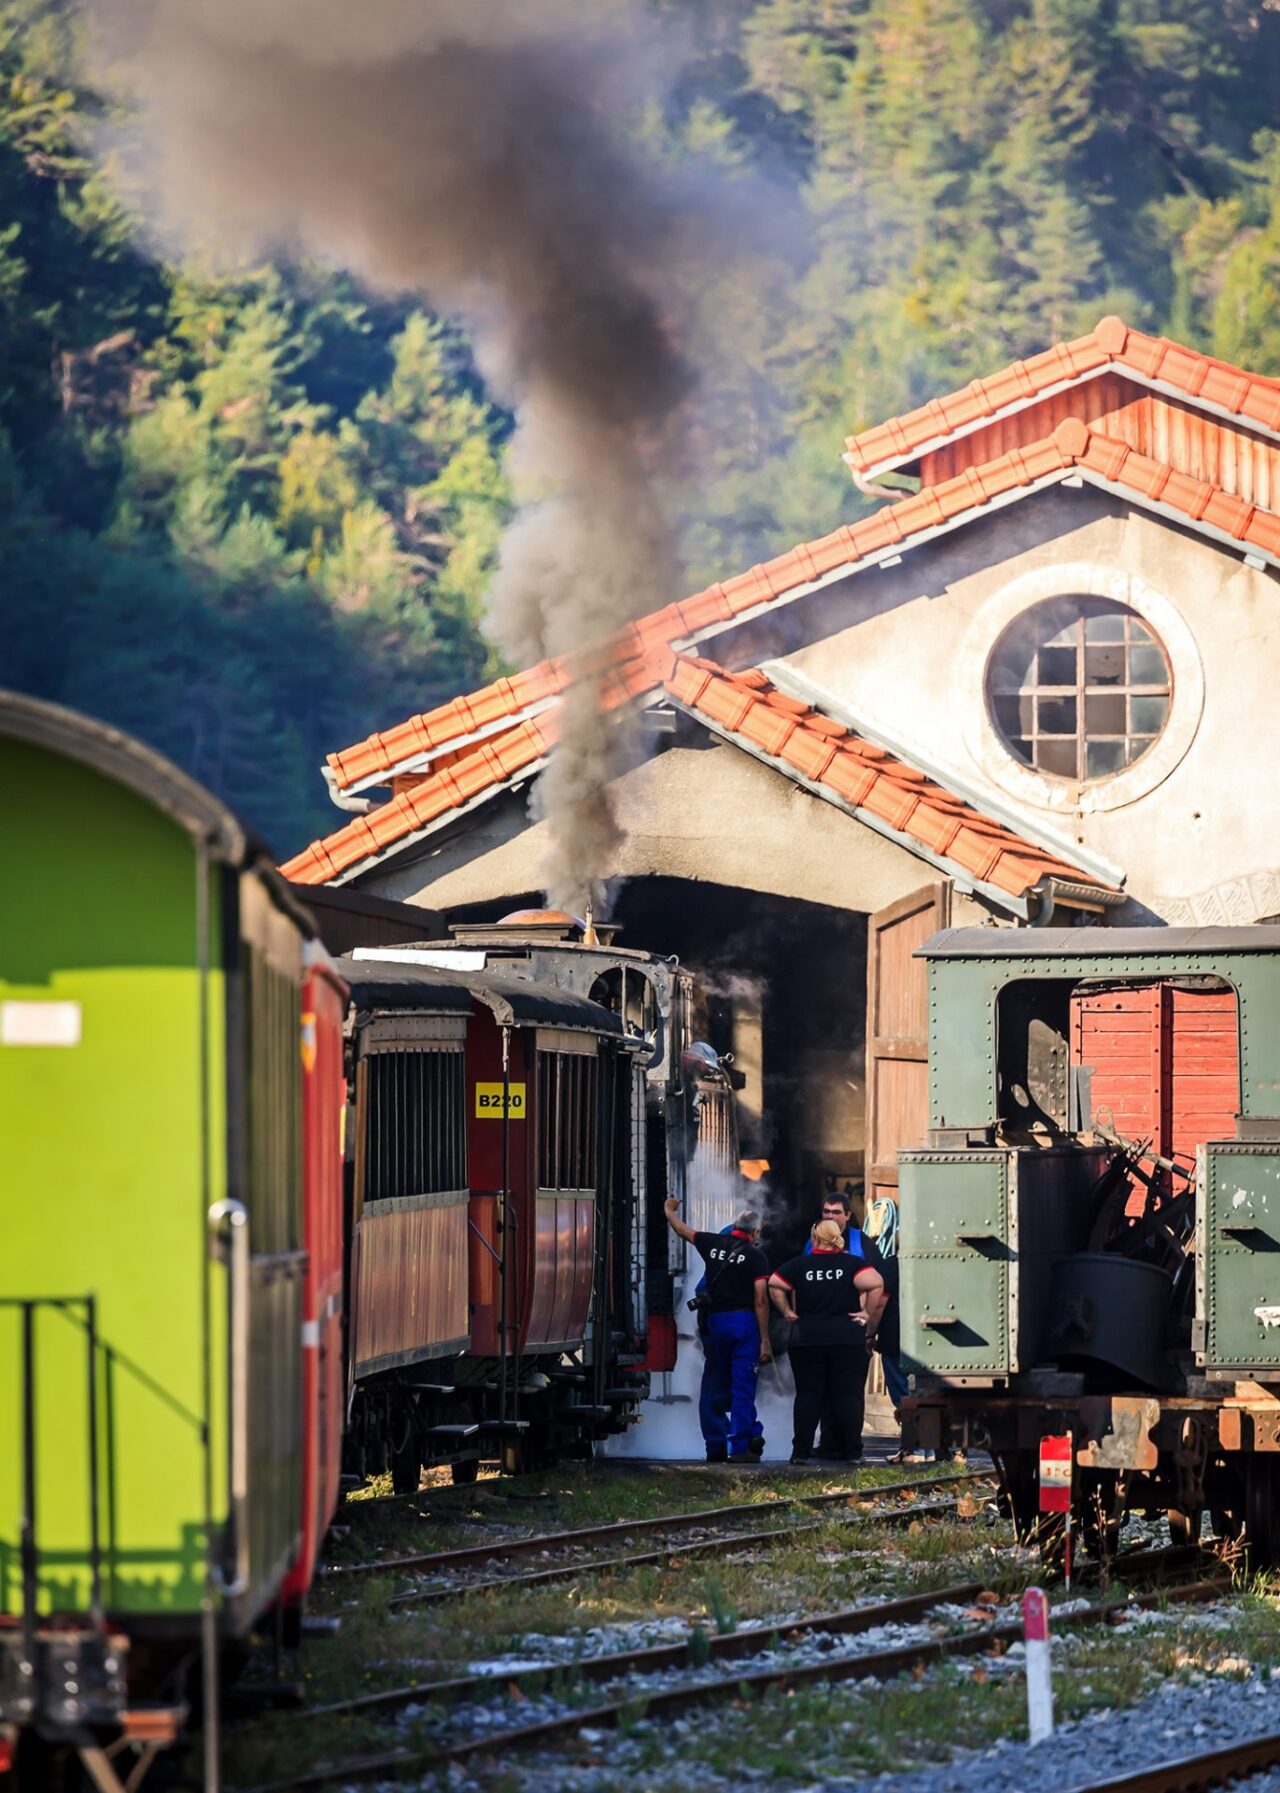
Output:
top-left (88, 0), bottom-right (793, 908)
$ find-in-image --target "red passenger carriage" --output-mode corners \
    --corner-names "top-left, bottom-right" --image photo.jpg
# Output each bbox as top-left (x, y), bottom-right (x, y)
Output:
top-left (336, 958), bottom-right (644, 1486)
top-left (280, 944), bottom-right (349, 1622)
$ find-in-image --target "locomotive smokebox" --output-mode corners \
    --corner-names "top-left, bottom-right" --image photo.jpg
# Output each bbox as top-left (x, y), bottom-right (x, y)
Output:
top-left (1048, 1253), bottom-right (1173, 1391)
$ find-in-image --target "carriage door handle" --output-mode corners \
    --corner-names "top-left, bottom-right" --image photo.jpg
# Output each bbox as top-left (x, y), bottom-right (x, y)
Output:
top-left (208, 1197), bottom-right (250, 1598)
top-left (1220, 1222), bottom-right (1264, 1241)
top-left (921, 1313), bottom-right (959, 1329)
top-left (955, 1231), bottom-right (1000, 1248)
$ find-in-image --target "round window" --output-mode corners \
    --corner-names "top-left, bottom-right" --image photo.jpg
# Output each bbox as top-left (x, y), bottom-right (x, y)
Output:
top-left (986, 597), bottom-right (1172, 783)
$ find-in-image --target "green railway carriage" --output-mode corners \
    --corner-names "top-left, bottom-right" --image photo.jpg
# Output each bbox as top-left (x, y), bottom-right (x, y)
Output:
top-left (0, 693), bottom-right (312, 1784)
top-left (899, 927), bottom-right (1280, 1556)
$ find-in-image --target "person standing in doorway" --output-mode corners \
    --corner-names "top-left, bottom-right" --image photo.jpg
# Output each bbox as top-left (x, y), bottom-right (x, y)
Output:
top-left (769, 1220), bottom-right (884, 1463)
top-left (664, 1197), bottom-right (771, 1462)
top-left (804, 1190), bottom-right (888, 1455)
top-left (862, 1192), bottom-right (910, 1417)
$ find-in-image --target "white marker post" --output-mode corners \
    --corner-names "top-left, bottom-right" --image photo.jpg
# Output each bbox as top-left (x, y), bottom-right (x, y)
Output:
top-left (1023, 1587), bottom-right (1054, 1744)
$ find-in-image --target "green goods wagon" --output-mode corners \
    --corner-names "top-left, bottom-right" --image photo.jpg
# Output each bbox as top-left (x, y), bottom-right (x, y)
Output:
top-left (0, 693), bottom-right (312, 1781)
top-left (898, 926), bottom-right (1280, 1559)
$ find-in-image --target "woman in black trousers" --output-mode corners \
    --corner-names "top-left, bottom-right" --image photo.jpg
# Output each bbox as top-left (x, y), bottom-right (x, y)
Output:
top-left (769, 1220), bottom-right (885, 1463)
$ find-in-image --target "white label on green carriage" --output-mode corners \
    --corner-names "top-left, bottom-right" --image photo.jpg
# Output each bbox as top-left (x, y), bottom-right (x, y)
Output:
top-left (2, 999), bottom-right (82, 1046)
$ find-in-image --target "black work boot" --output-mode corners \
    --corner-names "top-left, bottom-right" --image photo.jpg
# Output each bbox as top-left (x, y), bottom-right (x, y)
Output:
top-left (706, 1443), bottom-right (728, 1463)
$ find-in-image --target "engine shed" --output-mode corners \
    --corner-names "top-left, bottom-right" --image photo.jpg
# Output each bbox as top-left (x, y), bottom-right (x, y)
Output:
top-left (281, 315), bottom-right (1280, 1258)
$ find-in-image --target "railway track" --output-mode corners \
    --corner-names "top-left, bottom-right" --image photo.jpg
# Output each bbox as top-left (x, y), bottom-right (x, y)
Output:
top-left (325, 1467), bottom-right (989, 1582)
top-left (382, 1492), bottom-right (983, 1609)
top-left (330, 1473), bottom-right (995, 1611)
top-left (237, 1554), bottom-right (1229, 1793)
top-left (1077, 1729), bottom-right (1280, 1791)
top-left (342, 1455), bottom-right (941, 1517)
top-left (280, 1540), bottom-right (1203, 1730)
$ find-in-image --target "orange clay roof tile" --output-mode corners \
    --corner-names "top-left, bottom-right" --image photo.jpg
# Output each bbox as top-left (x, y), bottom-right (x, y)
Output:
top-left (296, 323), bottom-right (1280, 882)
top-left (1071, 427), bottom-right (1280, 558)
top-left (323, 428), bottom-right (1076, 798)
top-left (666, 657), bottom-right (1117, 902)
top-left (845, 315), bottom-right (1280, 475)
top-left (288, 640), bottom-right (1122, 899)
top-left (290, 403), bottom-right (1276, 880)
top-left (282, 716), bottom-right (553, 884)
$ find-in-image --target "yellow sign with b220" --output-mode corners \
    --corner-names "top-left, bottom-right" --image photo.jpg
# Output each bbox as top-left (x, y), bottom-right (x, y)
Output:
top-left (475, 1082), bottom-right (527, 1119)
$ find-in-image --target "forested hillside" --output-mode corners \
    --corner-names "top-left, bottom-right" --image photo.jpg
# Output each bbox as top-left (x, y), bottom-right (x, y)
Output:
top-left (3, 0), bottom-right (1278, 853)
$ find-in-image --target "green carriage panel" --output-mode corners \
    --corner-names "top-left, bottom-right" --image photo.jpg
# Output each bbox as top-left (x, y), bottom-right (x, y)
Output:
top-left (899, 1152), bottom-right (1009, 1376)
top-left (1200, 1142), bottom-right (1280, 1373)
top-left (0, 734), bottom-right (224, 1619)
top-left (0, 696), bottom-right (308, 1646)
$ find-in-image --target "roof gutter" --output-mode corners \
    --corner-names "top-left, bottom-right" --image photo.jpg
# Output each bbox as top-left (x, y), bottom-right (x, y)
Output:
top-left (843, 458), bottom-right (920, 502)
top-left (322, 764), bottom-right (376, 815)
top-left (1030, 875), bottom-right (1127, 928)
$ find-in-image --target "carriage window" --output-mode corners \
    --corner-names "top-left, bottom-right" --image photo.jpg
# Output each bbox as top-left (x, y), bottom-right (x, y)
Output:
top-left (987, 598), bottom-right (1171, 782)
top-left (364, 1047), bottom-right (467, 1201)
top-left (537, 1049), bottom-right (599, 1191)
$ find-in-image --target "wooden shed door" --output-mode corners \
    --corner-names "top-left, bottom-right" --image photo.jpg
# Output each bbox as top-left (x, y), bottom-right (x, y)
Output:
top-left (864, 883), bottom-right (951, 1206)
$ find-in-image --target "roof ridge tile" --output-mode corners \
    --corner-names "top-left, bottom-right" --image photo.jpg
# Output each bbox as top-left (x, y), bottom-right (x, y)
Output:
top-left (845, 315), bottom-right (1280, 475)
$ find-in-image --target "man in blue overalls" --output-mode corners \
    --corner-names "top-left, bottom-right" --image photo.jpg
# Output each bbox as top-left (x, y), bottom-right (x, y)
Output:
top-left (664, 1196), bottom-right (772, 1462)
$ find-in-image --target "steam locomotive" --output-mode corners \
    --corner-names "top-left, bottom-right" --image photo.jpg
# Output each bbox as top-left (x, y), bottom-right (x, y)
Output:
top-left (0, 694), bottom-right (739, 1790)
top-left (899, 927), bottom-right (1280, 1558)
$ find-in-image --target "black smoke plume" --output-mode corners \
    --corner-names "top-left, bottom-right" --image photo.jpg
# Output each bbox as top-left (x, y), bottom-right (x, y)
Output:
top-left (87, 0), bottom-right (795, 905)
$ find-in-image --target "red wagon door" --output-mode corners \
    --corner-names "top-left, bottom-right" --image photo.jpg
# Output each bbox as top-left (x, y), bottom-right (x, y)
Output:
top-left (526, 1032), bottom-right (600, 1350)
top-left (1070, 980), bottom-right (1240, 1200)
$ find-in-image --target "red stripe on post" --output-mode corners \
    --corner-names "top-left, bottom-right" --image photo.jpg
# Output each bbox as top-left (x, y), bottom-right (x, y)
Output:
top-left (1023, 1586), bottom-right (1049, 1643)
top-left (1039, 1433), bottom-right (1073, 1514)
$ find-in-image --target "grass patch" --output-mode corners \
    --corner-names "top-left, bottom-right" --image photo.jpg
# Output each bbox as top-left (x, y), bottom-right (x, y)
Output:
top-left (220, 1503), bottom-right (1018, 1788)
top-left (331, 1460), bottom-right (963, 1562)
top-left (218, 1471), bottom-right (1009, 1789)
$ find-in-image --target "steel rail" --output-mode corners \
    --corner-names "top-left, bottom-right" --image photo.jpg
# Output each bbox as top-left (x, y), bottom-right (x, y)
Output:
top-left (238, 1575), bottom-right (1229, 1793)
top-left (341, 1451), bottom-right (908, 1517)
top-left (237, 1539), bottom-right (1203, 1734)
top-left (1075, 1728), bottom-right (1280, 1792)
top-left (382, 1491), bottom-right (984, 1611)
top-left (292, 1575), bottom-right (996, 1725)
top-left (325, 1468), bottom-right (990, 1581)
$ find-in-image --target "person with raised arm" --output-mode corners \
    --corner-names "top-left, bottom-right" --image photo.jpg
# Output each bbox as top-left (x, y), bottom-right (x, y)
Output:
top-left (664, 1196), bottom-right (771, 1463)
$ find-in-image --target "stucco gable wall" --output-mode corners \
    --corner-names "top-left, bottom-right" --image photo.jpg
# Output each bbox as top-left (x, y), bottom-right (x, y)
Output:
top-left (773, 487), bottom-right (1280, 922)
top-left (364, 740), bottom-right (980, 918)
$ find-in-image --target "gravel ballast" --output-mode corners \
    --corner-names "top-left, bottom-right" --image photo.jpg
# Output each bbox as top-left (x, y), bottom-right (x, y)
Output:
top-left (419, 1606), bottom-right (1280, 1793)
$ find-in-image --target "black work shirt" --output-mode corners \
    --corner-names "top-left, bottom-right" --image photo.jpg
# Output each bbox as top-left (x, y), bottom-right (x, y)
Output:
top-left (773, 1250), bottom-right (872, 1347)
top-left (693, 1230), bottom-right (768, 1313)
